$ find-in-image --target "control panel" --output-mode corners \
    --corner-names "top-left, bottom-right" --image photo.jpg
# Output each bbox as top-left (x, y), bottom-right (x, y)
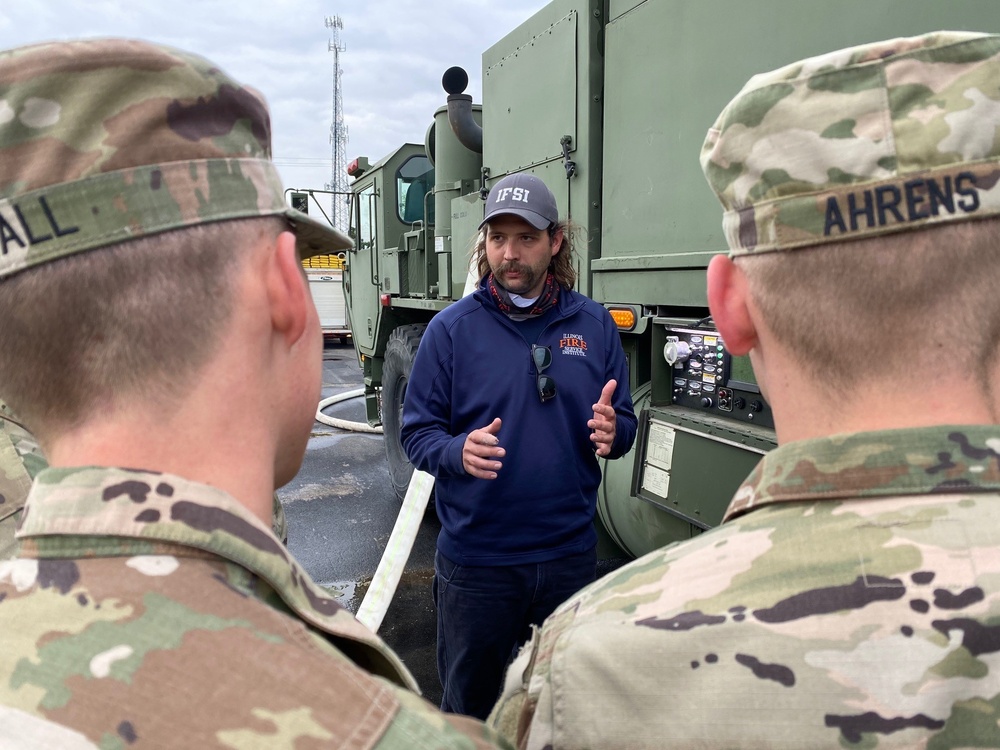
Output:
top-left (663, 325), bottom-right (773, 429)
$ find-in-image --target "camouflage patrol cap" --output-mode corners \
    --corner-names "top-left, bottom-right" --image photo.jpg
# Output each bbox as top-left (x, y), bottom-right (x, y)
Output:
top-left (701, 31), bottom-right (1000, 256)
top-left (0, 38), bottom-right (351, 279)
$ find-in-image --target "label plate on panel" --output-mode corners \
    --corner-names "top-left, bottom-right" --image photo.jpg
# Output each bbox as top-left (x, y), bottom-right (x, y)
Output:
top-left (645, 420), bottom-right (676, 471)
top-left (642, 463), bottom-right (671, 498)
top-left (642, 419), bottom-right (676, 499)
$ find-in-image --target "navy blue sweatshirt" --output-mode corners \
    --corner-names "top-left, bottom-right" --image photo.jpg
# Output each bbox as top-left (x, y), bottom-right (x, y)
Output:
top-left (401, 282), bottom-right (637, 566)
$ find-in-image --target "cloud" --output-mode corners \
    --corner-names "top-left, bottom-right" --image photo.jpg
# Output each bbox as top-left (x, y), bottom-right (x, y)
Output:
top-left (0, 0), bottom-right (549, 196)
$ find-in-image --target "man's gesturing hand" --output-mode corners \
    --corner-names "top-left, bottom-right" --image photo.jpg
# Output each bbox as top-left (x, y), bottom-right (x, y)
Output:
top-left (589, 380), bottom-right (618, 457)
top-left (463, 418), bottom-right (505, 479)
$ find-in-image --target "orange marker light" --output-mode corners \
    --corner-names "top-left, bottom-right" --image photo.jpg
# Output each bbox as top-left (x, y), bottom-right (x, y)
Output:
top-left (608, 307), bottom-right (636, 331)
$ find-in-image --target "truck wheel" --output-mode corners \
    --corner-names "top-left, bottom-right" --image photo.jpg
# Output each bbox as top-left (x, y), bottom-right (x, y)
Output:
top-left (382, 323), bottom-right (428, 503)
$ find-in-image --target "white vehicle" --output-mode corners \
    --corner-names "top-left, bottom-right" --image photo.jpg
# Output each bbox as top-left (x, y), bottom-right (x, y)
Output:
top-left (305, 254), bottom-right (351, 343)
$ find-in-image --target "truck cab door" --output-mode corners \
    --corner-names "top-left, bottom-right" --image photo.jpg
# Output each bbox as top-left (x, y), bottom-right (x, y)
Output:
top-left (345, 177), bottom-right (380, 356)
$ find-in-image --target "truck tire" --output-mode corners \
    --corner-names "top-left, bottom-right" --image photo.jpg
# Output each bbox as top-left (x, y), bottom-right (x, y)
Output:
top-left (382, 323), bottom-right (428, 503)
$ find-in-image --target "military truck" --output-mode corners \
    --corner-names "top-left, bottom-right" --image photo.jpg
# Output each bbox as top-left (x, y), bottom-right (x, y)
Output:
top-left (340, 0), bottom-right (1000, 560)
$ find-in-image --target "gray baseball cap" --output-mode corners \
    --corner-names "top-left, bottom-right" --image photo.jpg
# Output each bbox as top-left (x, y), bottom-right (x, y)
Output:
top-left (479, 173), bottom-right (558, 230)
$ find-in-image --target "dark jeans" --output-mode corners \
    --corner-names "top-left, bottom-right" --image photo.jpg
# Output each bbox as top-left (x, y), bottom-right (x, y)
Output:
top-left (433, 546), bottom-right (597, 720)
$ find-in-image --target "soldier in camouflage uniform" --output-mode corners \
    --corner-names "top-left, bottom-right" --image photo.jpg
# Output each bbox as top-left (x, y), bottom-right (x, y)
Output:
top-left (0, 39), bottom-right (509, 748)
top-left (491, 31), bottom-right (1000, 748)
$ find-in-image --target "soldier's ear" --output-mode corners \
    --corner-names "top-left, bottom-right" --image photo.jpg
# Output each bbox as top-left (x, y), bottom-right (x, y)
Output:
top-left (267, 231), bottom-right (310, 345)
top-left (707, 254), bottom-right (757, 356)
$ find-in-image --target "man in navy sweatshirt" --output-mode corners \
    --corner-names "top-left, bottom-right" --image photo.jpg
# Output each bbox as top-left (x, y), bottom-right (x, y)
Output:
top-left (401, 173), bottom-right (638, 719)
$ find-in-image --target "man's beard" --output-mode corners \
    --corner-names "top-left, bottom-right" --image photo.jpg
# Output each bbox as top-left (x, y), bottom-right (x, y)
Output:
top-left (493, 260), bottom-right (541, 295)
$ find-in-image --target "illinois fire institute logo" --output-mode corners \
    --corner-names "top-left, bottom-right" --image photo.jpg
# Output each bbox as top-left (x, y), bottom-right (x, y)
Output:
top-left (559, 333), bottom-right (588, 357)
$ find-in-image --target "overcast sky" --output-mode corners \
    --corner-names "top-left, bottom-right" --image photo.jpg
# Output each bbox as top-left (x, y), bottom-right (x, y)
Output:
top-left (0, 0), bottom-right (549, 203)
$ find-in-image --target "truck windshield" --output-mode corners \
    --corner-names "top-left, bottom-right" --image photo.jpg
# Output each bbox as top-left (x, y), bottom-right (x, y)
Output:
top-left (397, 155), bottom-right (434, 225)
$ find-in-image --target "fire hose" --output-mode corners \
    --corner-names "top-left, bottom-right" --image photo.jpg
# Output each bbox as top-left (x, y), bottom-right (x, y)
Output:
top-left (314, 388), bottom-right (434, 633)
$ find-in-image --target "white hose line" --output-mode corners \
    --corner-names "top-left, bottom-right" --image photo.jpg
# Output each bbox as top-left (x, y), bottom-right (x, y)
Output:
top-left (355, 469), bottom-right (435, 633)
top-left (315, 388), bottom-right (383, 433)
top-left (354, 255), bottom-right (477, 633)
top-left (314, 385), bottom-right (434, 634)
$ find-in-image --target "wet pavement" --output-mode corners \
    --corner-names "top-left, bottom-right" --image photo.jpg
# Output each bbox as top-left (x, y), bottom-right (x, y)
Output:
top-left (278, 340), bottom-right (444, 706)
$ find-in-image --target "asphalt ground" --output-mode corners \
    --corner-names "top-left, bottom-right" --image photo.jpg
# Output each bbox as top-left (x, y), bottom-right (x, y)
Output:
top-left (278, 340), bottom-right (445, 706)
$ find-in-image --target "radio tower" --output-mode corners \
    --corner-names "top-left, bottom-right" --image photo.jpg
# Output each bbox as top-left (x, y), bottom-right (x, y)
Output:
top-left (325, 15), bottom-right (349, 230)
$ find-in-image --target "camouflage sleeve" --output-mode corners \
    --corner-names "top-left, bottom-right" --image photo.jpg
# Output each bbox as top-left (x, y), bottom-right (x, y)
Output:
top-left (0, 429), bottom-right (31, 560)
top-left (0, 647), bottom-right (514, 750)
top-left (4, 429), bottom-right (45, 479)
top-left (0, 407), bottom-right (43, 560)
top-left (488, 644), bottom-right (535, 749)
top-left (383, 689), bottom-right (515, 749)
top-left (271, 492), bottom-right (288, 545)
top-left (0, 551), bottom-right (516, 749)
top-left (489, 609), bottom-right (579, 749)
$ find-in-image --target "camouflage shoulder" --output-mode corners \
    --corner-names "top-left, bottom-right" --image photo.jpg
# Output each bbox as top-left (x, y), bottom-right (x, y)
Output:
top-left (0, 512), bottom-right (22, 561)
top-left (0, 426), bottom-right (33, 561)
top-left (19, 467), bottom-right (418, 690)
top-left (271, 492), bottom-right (287, 545)
top-left (489, 606), bottom-right (584, 748)
top-left (489, 629), bottom-right (538, 747)
top-left (0, 551), bottom-right (503, 748)
top-left (382, 688), bottom-right (513, 750)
